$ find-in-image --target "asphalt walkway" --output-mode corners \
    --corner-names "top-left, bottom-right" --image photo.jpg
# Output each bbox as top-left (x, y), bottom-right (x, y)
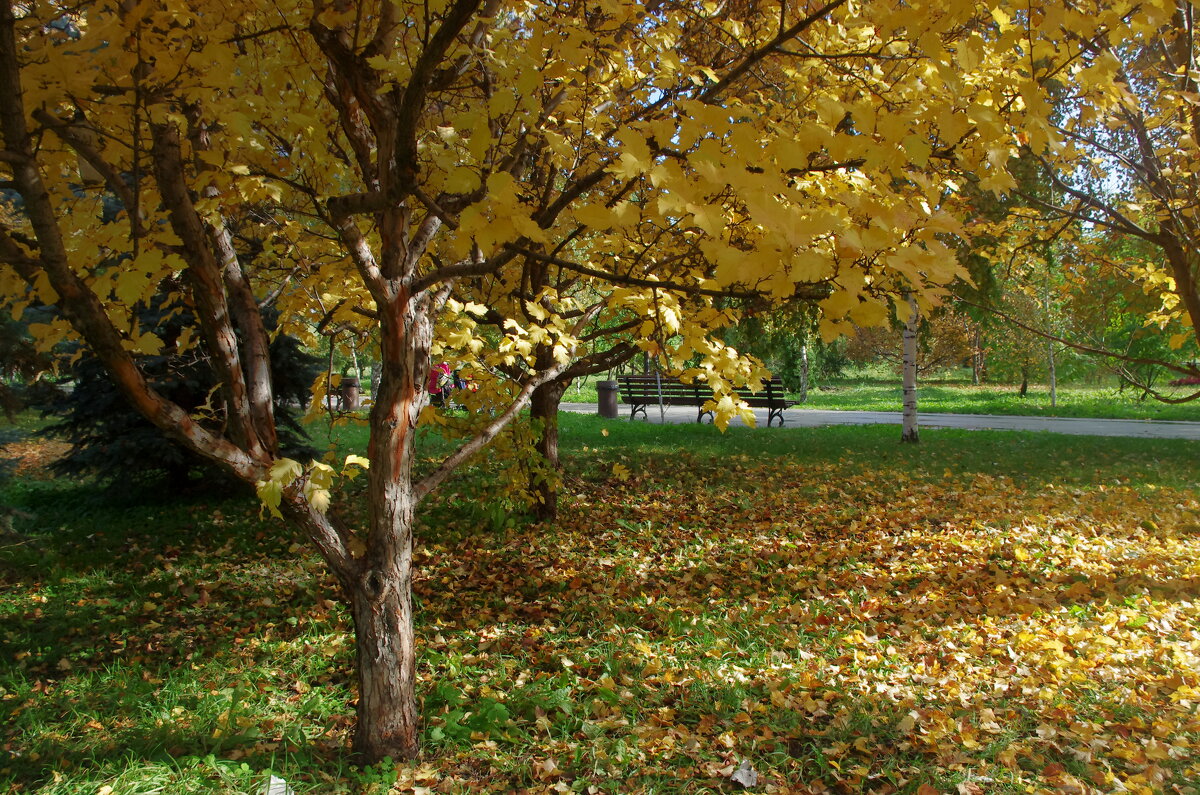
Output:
top-left (559, 403), bottom-right (1200, 440)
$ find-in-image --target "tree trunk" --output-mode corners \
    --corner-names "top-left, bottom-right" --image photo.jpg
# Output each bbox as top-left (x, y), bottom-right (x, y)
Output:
top-left (1019, 366), bottom-right (1029, 397)
top-left (901, 293), bottom-right (919, 444)
top-left (1047, 339), bottom-right (1057, 407)
top-left (353, 290), bottom-right (432, 761)
top-left (530, 378), bottom-right (567, 522)
top-left (971, 325), bottom-right (983, 385)
top-left (350, 541), bottom-right (417, 761)
top-left (799, 338), bottom-right (809, 403)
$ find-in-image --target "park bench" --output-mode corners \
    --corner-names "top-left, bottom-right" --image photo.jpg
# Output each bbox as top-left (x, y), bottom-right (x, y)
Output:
top-left (615, 374), bottom-right (795, 427)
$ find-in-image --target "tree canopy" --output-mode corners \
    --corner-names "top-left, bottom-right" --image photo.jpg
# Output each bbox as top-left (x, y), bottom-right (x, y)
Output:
top-left (0, 0), bottom-right (1178, 762)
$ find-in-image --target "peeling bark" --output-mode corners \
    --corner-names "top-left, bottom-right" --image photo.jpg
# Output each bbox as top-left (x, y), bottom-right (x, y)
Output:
top-left (0, 5), bottom-right (266, 482)
top-left (530, 379), bottom-right (567, 522)
top-left (358, 287), bottom-right (432, 758)
top-left (150, 121), bottom-right (270, 459)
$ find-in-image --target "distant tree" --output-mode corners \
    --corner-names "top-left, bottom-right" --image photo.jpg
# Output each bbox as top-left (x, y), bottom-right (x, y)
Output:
top-left (845, 307), bottom-right (975, 377)
top-left (723, 304), bottom-right (818, 392)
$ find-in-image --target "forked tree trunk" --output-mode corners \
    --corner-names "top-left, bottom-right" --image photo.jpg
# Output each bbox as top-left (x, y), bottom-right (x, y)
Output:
top-left (530, 378), bottom-right (567, 522)
top-left (901, 293), bottom-right (919, 444)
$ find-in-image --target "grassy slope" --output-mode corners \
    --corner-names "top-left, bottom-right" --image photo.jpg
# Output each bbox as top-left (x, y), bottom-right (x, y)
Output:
top-left (2, 414), bottom-right (1199, 793)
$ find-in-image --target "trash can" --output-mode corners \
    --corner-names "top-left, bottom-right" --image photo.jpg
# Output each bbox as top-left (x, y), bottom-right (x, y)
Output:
top-left (339, 377), bottom-right (360, 410)
top-left (597, 380), bottom-right (619, 419)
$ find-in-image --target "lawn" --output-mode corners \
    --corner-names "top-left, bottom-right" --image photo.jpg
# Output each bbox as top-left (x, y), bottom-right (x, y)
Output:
top-left (799, 380), bottom-right (1200, 422)
top-left (2, 414), bottom-right (1199, 793)
top-left (563, 375), bottom-right (1200, 422)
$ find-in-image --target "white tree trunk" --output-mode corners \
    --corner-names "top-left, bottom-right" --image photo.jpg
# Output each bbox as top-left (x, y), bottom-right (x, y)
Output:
top-left (901, 293), bottom-right (919, 444)
top-left (971, 325), bottom-right (983, 385)
top-left (799, 338), bottom-right (809, 403)
top-left (1047, 339), bottom-right (1057, 407)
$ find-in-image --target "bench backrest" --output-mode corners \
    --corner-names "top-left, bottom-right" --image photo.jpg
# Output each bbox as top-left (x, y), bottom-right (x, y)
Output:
top-left (617, 375), bottom-right (706, 403)
top-left (616, 374), bottom-right (789, 402)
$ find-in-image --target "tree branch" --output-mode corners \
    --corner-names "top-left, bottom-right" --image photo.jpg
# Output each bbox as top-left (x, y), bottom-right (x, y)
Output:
top-left (0, 1), bottom-right (269, 482)
top-left (956, 294), bottom-right (1200, 382)
top-left (412, 300), bottom-right (605, 501)
top-left (699, 0), bottom-right (850, 102)
top-left (393, 0), bottom-right (484, 184)
top-left (503, 243), bottom-right (833, 302)
top-left (412, 357), bottom-right (572, 503)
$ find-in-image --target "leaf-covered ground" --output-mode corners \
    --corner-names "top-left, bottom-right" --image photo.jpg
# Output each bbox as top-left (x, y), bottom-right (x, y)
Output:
top-left (2, 418), bottom-right (1199, 793)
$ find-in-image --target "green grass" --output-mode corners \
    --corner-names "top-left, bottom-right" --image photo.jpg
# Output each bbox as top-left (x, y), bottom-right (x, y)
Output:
top-left (3, 414), bottom-right (1200, 792)
top-left (800, 379), bottom-right (1200, 420)
top-left (562, 372), bottom-right (1200, 421)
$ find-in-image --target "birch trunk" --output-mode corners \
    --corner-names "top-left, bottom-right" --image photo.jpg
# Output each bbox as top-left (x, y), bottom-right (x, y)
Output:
top-left (799, 338), bottom-right (809, 403)
top-left (901, 293), bottom-right (919, 444)
top-left (1047, 339), bottom-right (1057, 408)
top-left (971, 325), bottom-right (983, 385)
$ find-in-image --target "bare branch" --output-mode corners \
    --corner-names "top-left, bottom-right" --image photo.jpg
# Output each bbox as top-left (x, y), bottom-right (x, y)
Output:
top-left (224, 23), bottom-right (295, 45)
top-left (700, 0), bottom-right (850, 103)
top-left (412, 357), bottom-right (572, 503)
top-left (956, 294), bottom-right (1200, 382)
top-left (412, 301), bottom-right (605, 501)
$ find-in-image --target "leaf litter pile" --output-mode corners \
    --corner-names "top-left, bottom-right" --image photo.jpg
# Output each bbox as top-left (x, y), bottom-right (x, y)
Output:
top-left (2, 423), bottom-right (1199, 793)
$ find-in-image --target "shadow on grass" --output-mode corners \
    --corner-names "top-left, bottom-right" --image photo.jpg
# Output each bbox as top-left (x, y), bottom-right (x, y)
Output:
top-left (3, 415), bottom-right (1198, 791)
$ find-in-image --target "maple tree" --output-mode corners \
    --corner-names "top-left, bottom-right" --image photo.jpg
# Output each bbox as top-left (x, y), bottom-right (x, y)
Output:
top-left (0, 0), bottom-right (1144, 762)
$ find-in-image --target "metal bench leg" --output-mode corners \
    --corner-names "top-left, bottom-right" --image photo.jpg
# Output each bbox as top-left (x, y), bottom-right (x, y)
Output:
top-left (698, 408), bottom-right (713, 424)
top-left (630, 404), bottom-right (647, 421)
top-left (768, 408), bottom-right (785, 427)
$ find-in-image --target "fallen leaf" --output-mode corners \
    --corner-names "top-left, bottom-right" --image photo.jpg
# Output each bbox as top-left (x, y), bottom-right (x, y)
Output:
top-left (730, 759), bottom-right (758, 788)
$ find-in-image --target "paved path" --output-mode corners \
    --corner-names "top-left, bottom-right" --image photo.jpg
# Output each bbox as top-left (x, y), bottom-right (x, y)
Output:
top-left (560, 403), bottom-right (1200, 440)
